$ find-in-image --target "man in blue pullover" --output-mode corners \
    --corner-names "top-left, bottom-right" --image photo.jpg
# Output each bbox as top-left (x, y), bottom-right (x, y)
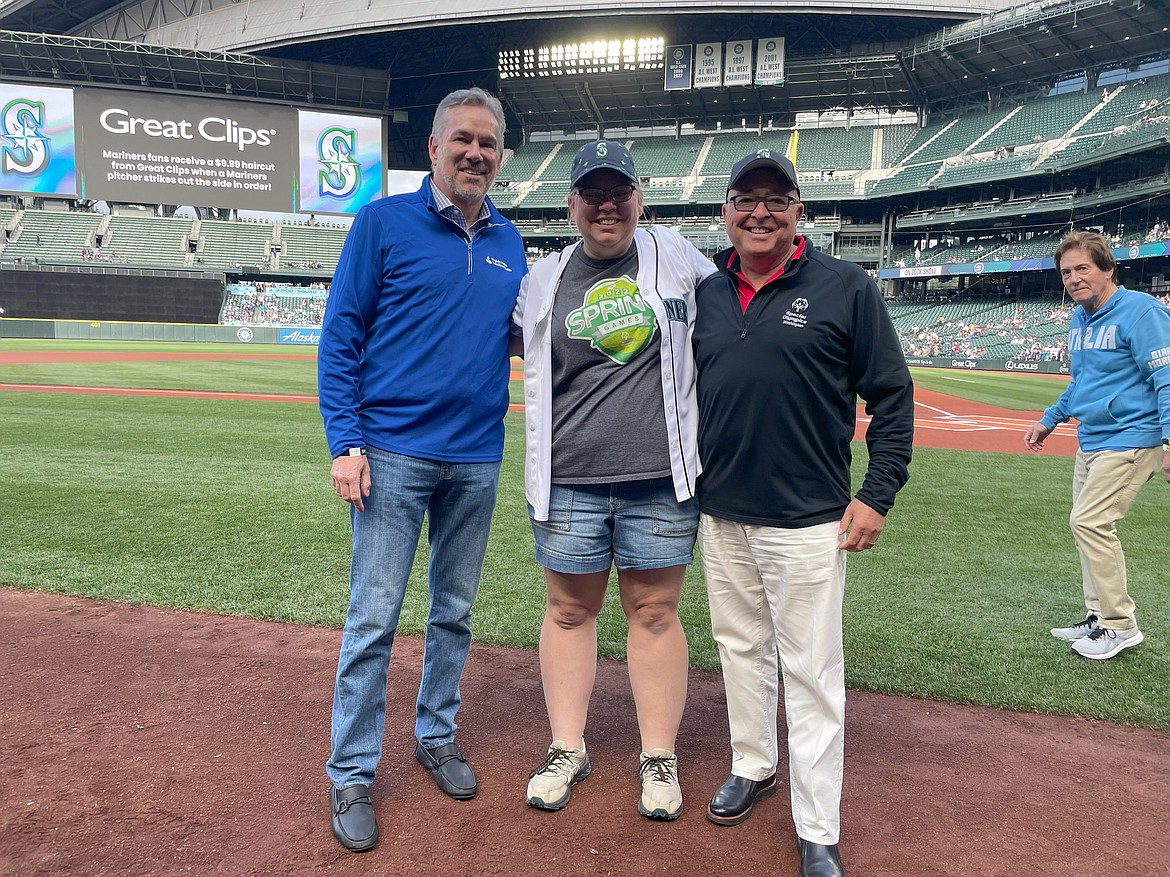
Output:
top-left (1025, 230), bottom-right (1170, 660)
top-left (318, 87), bottom-right (526, 852)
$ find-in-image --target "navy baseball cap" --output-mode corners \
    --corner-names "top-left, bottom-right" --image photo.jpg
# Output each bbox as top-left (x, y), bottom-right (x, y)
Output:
top-left (570, 139), bottom-right (638, 189)
top-left (727, 149), bottom-right (800, 197)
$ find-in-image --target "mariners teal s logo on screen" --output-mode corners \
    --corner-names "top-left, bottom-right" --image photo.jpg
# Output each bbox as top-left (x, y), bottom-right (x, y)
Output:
top-left (1, 99), bottom-right (50, 177)
top-left (317, 126), bottom-right (360, 198)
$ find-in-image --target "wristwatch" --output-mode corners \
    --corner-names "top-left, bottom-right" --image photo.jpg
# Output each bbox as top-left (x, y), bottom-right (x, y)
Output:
top-left (337, 447), bottom-right (366, 458)
top-left (1163, 438), bottom-right (1170, 453)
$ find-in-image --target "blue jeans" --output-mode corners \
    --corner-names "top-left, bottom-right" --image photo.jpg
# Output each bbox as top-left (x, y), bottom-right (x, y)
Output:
top-left (529, 477), bottom-right (698, 574)
top-left (326, 446), bottom-right (501, 790)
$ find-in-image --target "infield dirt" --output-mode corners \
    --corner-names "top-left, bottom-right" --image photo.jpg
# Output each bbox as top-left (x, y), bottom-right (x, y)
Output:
top-left (1, 589), bottom-right (1166, 877)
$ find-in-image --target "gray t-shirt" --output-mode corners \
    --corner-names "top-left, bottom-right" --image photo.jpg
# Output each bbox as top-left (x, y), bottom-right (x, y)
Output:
top-left (549, 244), bottom-right (671, 484)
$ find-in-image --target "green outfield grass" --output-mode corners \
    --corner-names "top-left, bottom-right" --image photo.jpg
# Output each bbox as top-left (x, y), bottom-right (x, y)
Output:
top-left (910, 366), bottom-right (1070, 411)
top-left (0, 339), bottom-right (302, 355)
top-left (0, 359), bottom-right (320, 395)
top-left (0, 344), bottom-right (1166, 727)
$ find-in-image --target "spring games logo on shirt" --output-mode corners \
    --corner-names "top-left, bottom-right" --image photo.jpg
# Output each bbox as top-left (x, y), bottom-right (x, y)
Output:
top-left (565, 275), bottom-right (656, 364)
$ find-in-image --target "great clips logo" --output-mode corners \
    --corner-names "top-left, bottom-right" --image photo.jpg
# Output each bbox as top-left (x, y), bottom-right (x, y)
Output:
top-left (1, 99), bottom-right (50, 177)
top-left (99, 108), bottom-right (276, 152)
top-left (317, 126), bottom-right (360, 199)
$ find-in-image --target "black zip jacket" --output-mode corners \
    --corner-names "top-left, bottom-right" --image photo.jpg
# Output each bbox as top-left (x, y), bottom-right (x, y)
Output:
top-left (692, 245), bottom-right (914, 527)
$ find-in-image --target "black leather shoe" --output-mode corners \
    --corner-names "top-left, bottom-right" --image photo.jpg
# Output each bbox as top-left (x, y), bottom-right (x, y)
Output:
top-left (705, 773), bottom-right (778, 826)
top-left (415, 741), bottom-right (477, 800)
top-left (797, 838), bottom-right (845, 877)
top-left (330, 784), bottom-right (378, 852)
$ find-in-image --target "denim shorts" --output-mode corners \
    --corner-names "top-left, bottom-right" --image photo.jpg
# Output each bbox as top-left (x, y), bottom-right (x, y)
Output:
top-left (529, 477), bottom-right (699, 574)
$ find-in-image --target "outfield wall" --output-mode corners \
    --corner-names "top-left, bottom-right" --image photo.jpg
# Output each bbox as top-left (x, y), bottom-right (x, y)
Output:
top-left (0, 319), bottom-right (1068, 373)
top-left (903, 356), bottom-right (1070, 374)
top-left (0, 265), bottom-right (224, 323)
top-left (0, 318), bottom-right (321, 346)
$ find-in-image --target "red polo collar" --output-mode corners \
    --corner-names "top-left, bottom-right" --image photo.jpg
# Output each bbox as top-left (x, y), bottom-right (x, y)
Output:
top-left (729, 236), bottom-right (807, 313)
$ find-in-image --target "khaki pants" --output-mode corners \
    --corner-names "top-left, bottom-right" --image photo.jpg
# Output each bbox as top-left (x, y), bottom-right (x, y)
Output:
top-left (1071, 447), bottom-right (1161, 630)
top-left (699, 515), bottom-right (845, 846)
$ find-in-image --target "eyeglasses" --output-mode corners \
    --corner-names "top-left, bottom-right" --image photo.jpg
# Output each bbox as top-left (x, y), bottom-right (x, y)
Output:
top-left (727, 194), bottom-right (799, 213)
top-left (574, 184), bottom-right (637, 205)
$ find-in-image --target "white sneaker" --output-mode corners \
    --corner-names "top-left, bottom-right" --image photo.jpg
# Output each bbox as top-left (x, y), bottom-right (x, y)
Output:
top-left (1071, 625), bottom-right (1143, 660)
top-left (638, 749), bottom-right (682, 820)
top-left (1051, 614), bottom-right (1098, 641)
top-left (526, 741), bottom-right (591, 811)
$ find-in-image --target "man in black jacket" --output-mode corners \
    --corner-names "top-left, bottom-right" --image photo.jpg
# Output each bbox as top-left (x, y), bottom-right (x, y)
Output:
top-left (693, 150), bottom-right (914, 877)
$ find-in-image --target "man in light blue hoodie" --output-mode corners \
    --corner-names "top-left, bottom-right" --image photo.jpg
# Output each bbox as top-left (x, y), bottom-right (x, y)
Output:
top-left (1025, 230), bottom-right (1170, 660)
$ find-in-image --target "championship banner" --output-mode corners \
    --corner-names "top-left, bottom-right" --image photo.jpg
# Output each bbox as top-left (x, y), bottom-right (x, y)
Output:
top-left (664, 45), bottom-right (694, 91)
top-left (723, 41), bottom-right (753, 87)
top-left (0, 83), bottom-right (78, 197)
top-left (694, 43), bottom-right (723, 88)
top-left (74, 87), bottom-right (295, 212)
top-left (755, 38), bottom-right (786, 86)
top-left (296, 110), bottom-right (384, 215)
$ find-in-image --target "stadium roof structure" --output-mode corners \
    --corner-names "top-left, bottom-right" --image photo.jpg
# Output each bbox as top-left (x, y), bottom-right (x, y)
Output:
top-left (0, 30), bottom-right (392, 112)
top-left (0, 0), bottom-right (1165, 167)
top-left (901, 0), bottom-right (1170, 111)
top-left (0, 0), bottom-right (1006, 45)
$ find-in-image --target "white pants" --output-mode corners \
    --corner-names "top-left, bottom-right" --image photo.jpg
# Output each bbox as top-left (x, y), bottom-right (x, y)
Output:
top-left (699, 514), bottom-right (846, 845)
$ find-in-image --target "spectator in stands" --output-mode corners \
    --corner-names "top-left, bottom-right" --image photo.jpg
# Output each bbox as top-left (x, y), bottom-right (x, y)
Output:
top-left (317, 86), bottom-right (526, 853)
top-left (513, 139), bottom-right (716, 821)
top-left (692, 151), bottom-right (914, 877)
top-left (1025, 231), bottom-right (1170, 660)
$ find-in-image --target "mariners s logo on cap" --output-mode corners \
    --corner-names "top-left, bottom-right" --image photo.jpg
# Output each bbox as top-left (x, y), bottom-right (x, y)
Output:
top-left (570, 138), bottom-right (638, 188)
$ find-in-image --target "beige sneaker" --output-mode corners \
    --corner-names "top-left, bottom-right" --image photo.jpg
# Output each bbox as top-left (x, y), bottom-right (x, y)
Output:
top-left (525, 741), bottom-right (591, 811)
top-left (638, 749), bottom-right (682, 820)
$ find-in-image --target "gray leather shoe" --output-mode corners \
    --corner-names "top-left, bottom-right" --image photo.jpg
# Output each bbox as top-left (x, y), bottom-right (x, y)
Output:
top-left (330, 784), bottom-right (377, 852)
top-left (415, 741), bottom-right (477, 799)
